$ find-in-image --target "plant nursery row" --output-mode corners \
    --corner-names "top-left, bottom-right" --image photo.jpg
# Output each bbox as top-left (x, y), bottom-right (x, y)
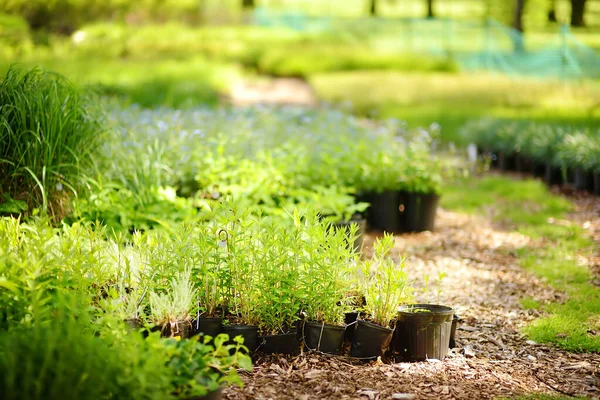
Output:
top-left (0, 68), bottom-right (460, 399)
top-left (462, 118), bottom-right (600, 194)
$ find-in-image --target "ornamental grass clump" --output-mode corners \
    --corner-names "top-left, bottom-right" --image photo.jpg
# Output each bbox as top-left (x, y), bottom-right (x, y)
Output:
top-left (0, 67), bottom-right (103, 218)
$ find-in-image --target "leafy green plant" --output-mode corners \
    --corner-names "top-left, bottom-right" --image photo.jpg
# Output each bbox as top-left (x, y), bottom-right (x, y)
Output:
top-left (0, 66), bottom-right (103, 218)
top-left (300, 212), bottom-right (356, 326)
top-left (359, 233), bottom-right (414, 327)
top-left (164, 333), bottom-right (252, 399)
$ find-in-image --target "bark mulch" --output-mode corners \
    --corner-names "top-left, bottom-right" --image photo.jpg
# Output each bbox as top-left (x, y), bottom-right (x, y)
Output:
top-left (224, 193), bottom-right (600, 400)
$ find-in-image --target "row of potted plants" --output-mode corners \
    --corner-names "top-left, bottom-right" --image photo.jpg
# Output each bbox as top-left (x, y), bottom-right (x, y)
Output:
top-left (76, 105), bottom-right (445, 235)
top-left (461, 118), bottom-right (600, 193)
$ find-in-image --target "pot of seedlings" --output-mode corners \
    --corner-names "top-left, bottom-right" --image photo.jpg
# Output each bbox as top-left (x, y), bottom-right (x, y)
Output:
top-left (191, 226), bottom-right (226, 340)
top-left (351, 234), bottom-right (414, 359)
top-left (254, 219), bottom-right (304, 355)
top-left (219, 224), bottom-right (260, 354)
top-left (149, 270), bottom-right (196, 339)
top-left (165, 333), bottom-right (252, 400)
top-left (301, 215), bottom-right (355, 355)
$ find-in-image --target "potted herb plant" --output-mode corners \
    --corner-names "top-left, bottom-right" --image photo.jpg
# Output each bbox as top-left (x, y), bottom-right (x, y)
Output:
top-left (301, 215), bottom-right (355, 355)
top-left (149, 270), bottom-right (196, 339)
top-left (253, 217), bottom-right (305, 355)
top-left (358, 129), bottom-right (442, 233)
top-left (351, 234), bottom-right (414, 359)
top-left (191, 225), bottom-right (226, 340)
top-left (219, 221), bottom-right (261, 353)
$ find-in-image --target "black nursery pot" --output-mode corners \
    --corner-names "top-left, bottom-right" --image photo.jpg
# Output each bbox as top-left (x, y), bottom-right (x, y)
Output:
top-left (191, 317), bottom-right (223, 340)
top-left (593, 172), bottom-right (600, 196)
top-left (333, 219), bottom-right (366, 253)
top-left (544, 162), bottom-right (563, 186)
top-left (302, 321), bottom-right (345, 355)
top-left (365, 191), bottom-right (402, 233)
top-left (394, 304), bottom-right (454, 362)
top-left (350, 320), bottom-right (394, 359)
top-left (574, 168), bottom-right (594, 191)
top-left (258, 332), bottom-right (300, 355)
top-left (449, 314), bottom-right (460, 349)
top-left (223, 325), bottom-right (259, 353)
top-left (344, 311), bottom-right (359, 341)
top-left (397, 192), bottom-right (440, 233)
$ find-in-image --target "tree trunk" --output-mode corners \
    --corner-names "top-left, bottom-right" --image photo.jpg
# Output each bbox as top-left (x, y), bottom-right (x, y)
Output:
top-left (427, 0), bottom-right (435, 18)
top-left (571, 0), bottom-right (587, 26)
top-left (370, 0), bottom-right (377, 16)
top-left (242, 0), bottom-right (255, 9)
top-left (513, 0), bottom-right (526, 32)
top-left (548, 0), bottom-right (557, 22)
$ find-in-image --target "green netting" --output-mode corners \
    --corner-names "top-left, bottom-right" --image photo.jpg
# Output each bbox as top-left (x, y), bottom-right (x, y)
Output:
top-left (254, 8), bottom-right (600, 79)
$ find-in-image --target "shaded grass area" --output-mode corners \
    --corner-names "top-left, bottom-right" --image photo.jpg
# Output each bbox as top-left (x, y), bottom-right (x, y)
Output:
top-left (442, 176), bottom-right (600, 352)
top-left (311, 71), bottom-right (600, 144)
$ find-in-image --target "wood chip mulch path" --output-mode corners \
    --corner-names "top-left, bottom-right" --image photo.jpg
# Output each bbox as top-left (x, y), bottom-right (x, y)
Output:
top-left (224, 191), bottom-right (600, 400)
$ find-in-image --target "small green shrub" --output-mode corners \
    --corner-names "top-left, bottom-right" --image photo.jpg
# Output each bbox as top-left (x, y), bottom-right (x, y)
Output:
top-left (0, 66), bottom-right (103, 217)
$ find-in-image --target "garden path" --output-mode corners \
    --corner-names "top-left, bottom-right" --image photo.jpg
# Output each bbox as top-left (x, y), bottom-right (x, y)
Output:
top-left (227, 77), bottom-right (317, 106)
top-left (224, 194), bottom-right (600, 400)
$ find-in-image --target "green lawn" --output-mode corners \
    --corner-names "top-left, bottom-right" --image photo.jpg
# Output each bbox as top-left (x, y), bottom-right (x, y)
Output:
top-left (311, 71), bottom-right (600, 144)
top-left (443, 176), bottom-right (600, 352)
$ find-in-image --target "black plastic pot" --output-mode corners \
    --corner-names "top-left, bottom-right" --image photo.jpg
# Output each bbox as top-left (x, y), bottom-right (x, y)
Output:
top-left (397, 192), bottom-right (440, 233)
top-left (394, 304), bottom-right (454, 361)
top-left (333, 219), bottom-right (366, 253)
top-left (574, 168), bottom-right (594, 191)
top-left (497, 152), bottom-right (515, 171)
top-left (258, 332), bottom-right (300, 355)
top-left (223, 325), bottom-right (259, 353)
top-left (544, 162), bottom-right (563, 186)
top-left (449, 314), bottom-right (459, 349)
top-left (350, 320), bottom-right (394, 359)
top-left (302, 321), bottom-right (345, 354)
top-left (191, 317), bottom-right (222, 339)
top-left (344, 312), bottom-right (359, 341)
top-left (594, 172), bottom-right (600, 196)
top-left (365, 191), bottom-right (402, 233)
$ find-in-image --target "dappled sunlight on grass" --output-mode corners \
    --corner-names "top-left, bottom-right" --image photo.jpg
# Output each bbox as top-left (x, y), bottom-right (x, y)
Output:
top-left (442, 176), bottom-right (600, 352)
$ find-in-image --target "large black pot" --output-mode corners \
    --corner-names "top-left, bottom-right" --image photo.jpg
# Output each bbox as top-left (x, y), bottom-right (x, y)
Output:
top-left (365, 191), bottom-right (440, 233)
top-left (333, 218), bottom-right (366, 253)
top-left (222, 325), bottom-right (259, 353)
top-left (574, 168), bottom-right (595, 191)
top-left (350, 320), bottom-right (394, 359)
top-left (544, 162), bottom-right (563, 186)
top-left (302, 321), bottom-right (345, 355)
top-left (397, 192), bottom-right (440, 233)
top-left (365, 191), bottom-right (402, 233)
top-left (191, 317), bottom-right (222, 340)
top-left (394, 304), bottom-right (454, 361)
top-left (258, 332), bottom-right (300, 355)
top-left (593, 172), bottom-right (600, 196)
